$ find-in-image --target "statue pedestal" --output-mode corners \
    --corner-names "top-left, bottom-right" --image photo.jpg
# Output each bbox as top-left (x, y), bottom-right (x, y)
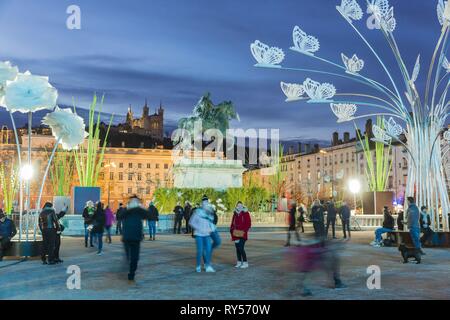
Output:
top-left (173, 158), bottom-right (246, 190)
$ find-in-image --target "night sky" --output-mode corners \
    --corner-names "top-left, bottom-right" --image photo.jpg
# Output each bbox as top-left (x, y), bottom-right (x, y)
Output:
top-left (0, 0), bottom-right (443, 140)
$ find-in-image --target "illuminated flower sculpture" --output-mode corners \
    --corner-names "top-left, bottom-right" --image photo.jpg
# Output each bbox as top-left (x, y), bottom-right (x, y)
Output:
top-left (0, 61), bottom-right (18, 96)
top-left (251, 0), bottom-right (450, 231)
top-left (42, 107), bottom-right (87, 150)
top-left (1, 71), bottom-right (57, 113)
top-left (36, 107), bottom-right (87, 211)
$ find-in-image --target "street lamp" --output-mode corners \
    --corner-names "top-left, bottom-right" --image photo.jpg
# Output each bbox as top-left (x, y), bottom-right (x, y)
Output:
top-left (20, 164), bottom-right (34, 181)
top-left (348, 178), bottom-right (361, 213)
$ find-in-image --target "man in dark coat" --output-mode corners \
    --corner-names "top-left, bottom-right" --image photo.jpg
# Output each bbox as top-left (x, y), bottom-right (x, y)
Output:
top-left (39, 202), bottom-right (60, 265)
top-left (0, 210), bottom-right (17, 261)
top-left (339, 202), bottom-right (351, 239)
top-left (54, 207), bottom-right (67, 263)
top-left (118, 196), bottom-right (151, 281)
top-left (147, 201), bottom-right (159, 241)
top-left (173, 203), bottom-right (184, 234)
top-left (183, 201), bottom-right (192, 234)
top-left (310, 200), bottom-right (325, 238)
top-left (285, 201), bottom-right (300, 246)
top-left (325, 201), bottom-right (338, 239)
top-left (115, 203), bottom-right (125, 235)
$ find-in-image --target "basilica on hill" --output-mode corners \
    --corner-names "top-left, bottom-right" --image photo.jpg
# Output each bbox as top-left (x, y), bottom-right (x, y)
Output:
top-left (122, 99), bottom-right (164, 140)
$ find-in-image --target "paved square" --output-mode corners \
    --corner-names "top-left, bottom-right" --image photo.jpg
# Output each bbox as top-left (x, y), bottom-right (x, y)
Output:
top-left (1, 230), bottom-right (449, 300)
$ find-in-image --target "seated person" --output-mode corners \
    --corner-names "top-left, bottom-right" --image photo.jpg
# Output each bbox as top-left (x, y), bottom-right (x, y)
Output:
top-left (420, 206), bottom-right (434, 246)
top-left (0, 210), bottom-right (17, 261)
top-left (371, 206), bottom-right (395, 247)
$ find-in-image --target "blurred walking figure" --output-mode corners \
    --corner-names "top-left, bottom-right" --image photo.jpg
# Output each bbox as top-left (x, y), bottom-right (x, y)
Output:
top-left (310, 200), bottom-right (325, 238)
top-left (173, 202), bottom-right (184, 234)
top-left (184, 201), bottom-right (192, 234)
top-left (115, 203), bottom-right (125, 235)
top-left (325, 201), bottom-right (337, 239)
top-left (117, 195), bottom-right (151, 281)
top-left (54, 205), bottom-right (68, 264)
top-left (189, 198), bottom-right (216, 273)
top-left (230, 201), bottom-right (251, 268)
top-left (147, 201), bottom-right (159, 240)
top-left (298, 204), bottom-right (306, 233)
top-left (202, 195), bottom-right (221, 255)
top-left (406, 197), bottom-right (424, 255)
top-left (420, 206), bottom-right (434, 246)
top-left (285, 201), bottom-right (300, 246)
top-left (82, 201), bottom-right (95, 248)
top-left (39, 202), bottom-right (60, 265)
top-left (104, 206), bottom-right (115, 244)
top-left (92, 202), bottom-right (106, 255)
top-left (0, 210), bottom-right (17, 262)
top-left (287, 236), bottom-right (347, 297)
top-left (397, 211), bottom-right (405, 231)
top-left (339, 202), bottom-right (351, 239)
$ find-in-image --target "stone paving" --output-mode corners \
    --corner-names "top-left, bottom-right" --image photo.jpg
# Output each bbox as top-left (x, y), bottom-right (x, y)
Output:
top-left (1, 229), bottom-right (449, 300)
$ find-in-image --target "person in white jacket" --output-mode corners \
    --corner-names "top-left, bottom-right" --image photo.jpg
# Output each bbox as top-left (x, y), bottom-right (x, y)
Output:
top-left (189, 203), bottom-right (216, 273)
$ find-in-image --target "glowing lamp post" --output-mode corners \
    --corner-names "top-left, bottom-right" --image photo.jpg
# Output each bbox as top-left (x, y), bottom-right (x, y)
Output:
top-left (348, 178), bottom-right (361, 212)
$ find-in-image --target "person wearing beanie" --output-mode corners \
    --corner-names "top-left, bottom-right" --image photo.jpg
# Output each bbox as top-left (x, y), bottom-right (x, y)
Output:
top-left (0, 210), bottom-right (17, 261)
top-left (38, 202), bottom-right (60, 265)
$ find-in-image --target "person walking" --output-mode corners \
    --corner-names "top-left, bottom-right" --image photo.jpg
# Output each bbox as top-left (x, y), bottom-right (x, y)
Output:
top-left (406, 197), bottom-right (424, 255)
top-left (92, 202), bottom-right (106, 255)
top-left (115, 203), bottom-right (125, 235)
top-left (371, 206), bottom-right (395, 247)
top-left (420, 206), bottom-right (434, 247)
top-left (147, 201), bottom-right (159, 241)
top-left (298, 205), bottom-right (306, 233)
top-left (339, 202), bottom-right (351, 239)
top-left (38, 202), bottom-right (60, 265)
top-left (117, 196), bottom-right (151, 282)
top-left (189, 201), bottom-right (215, 273)
top-left (230, 201), bottom-right (251, 269)
top-left (285, 201), bottom-right (300, 246)
top-left (310, 200), bottom-right (325, 238)
top-left (0, 210), bottom-right (17, 261)
top-left (173, 203), bottom-right (184, 234)
top-left (183, 201), bottom-right (192, 234)
top-left (201, 195), bottom-right (221, 255)
top-left (54, 206), bottom-right (67, 264)
top-left (325, 201), bottom-right (338, 239)
top-left (104, 206), bottom-right (115, 244)
top-left (82, 201), bottom-right (95, 248)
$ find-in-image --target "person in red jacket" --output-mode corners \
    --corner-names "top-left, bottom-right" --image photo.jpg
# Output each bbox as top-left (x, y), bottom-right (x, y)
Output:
top-left (230, 201), bottom-right (252, 269)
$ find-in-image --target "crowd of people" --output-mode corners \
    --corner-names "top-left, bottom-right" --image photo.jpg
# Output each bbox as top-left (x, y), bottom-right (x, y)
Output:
top-left (77, 194), bottom-right (252, 281)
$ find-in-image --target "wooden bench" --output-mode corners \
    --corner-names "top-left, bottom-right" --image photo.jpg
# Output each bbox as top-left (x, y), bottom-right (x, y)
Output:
top-left (388, 231), bottom-right (450, 248)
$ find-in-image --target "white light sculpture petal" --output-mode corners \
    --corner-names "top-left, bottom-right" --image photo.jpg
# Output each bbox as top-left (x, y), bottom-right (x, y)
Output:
top-left (371, 124), bottom-right (392, 144)
top-left (330, 103), bottom-right (357, 123)
top-left (380, 6), bottom-right (396, 32)
top-left (1, 71), bottom-right (58, 113)
top-left (368, 0), bottom-right (390, 17)
top-left (280, 81), bottom-right (305, 102)
top-left (442, 57), bottom-right (450, 73)
top-left (303, 78), bottom-right (336, 102)
top-left (437, 0), bottom-right (450, 26)
top-left (411, 54), bottom-right (420, 83)
top-left (383, 117), bottom-right (403, 138)
top-left (42, 106), bottom-right (88, 150)
top-left (290, 26), bottom-right (320, 56)
top-left (250, 40), bottom-right (285, 68)
top-left (336, 0), bottom-right (363, 23)
top-left (341, 53), bottom-right (365, 74)
top-left (444, 130), bottom-right (450, 142)
top-left (0, 61), bottom-right (18, 97)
